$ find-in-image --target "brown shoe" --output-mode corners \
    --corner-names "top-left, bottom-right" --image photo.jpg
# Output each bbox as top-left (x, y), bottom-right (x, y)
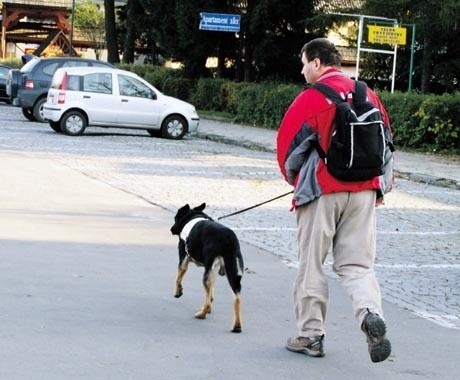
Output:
top-left (286, 335), bottom-right (325, 357)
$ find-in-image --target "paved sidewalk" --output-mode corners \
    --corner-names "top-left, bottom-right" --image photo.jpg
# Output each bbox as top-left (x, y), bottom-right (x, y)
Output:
top-left (1, 150), bottom-right (459, 380)
top-left (197, 118), bottom-right (460, 189)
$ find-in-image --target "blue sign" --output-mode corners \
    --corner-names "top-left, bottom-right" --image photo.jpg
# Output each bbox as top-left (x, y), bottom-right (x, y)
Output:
top-left (199, 12), bottom-right (241, 33)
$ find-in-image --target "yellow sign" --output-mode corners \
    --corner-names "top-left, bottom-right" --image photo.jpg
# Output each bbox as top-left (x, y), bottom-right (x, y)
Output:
top-left (367, 25), bottom-right (407, 45)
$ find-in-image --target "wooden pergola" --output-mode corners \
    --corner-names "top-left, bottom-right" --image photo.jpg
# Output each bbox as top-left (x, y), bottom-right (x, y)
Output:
top-left (0, 0), bottom-right (77, 58)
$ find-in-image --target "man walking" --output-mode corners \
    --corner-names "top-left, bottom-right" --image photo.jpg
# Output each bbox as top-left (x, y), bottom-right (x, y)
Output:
top-left (276, 38), bottom-right (394, 363)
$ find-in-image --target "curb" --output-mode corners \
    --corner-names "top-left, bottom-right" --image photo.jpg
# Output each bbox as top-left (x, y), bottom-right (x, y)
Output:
top-left (195, 132), bottom-right (273, 153)
top-left (196, 131), bottom-right (459, 190)
top-left (394, 170), bottom-right (460, 190)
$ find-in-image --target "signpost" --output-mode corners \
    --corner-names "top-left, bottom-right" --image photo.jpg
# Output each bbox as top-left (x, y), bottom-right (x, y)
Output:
top-left (367, 25), bottom-right (407, 45)
top-left (199, 13), bottom-right (241, 33)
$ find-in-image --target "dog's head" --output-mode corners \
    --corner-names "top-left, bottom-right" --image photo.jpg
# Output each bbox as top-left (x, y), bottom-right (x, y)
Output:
top-left (170, 203), bottom-right (210, 235)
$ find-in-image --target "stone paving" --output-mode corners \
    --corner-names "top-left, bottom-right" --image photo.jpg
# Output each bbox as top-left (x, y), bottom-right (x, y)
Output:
top-left (0, 104), bottom-right (459, 330)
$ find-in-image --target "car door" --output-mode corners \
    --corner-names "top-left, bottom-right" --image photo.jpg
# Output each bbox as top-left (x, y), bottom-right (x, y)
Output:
top-left (116, 74), bottom-right (160, 127)
top-left (78, 72), bottom-right (117, 124)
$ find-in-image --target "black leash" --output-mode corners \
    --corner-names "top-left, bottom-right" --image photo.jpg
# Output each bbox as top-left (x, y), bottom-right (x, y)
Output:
top-left (217, 190), bottom-right (294, 220)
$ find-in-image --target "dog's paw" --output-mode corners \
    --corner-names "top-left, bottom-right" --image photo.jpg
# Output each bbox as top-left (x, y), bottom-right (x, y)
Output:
top-left (231, 325), bottom-right (242, 333)
top-left (174, 285), bottom-right (183, 298)
top-left (194, 310), bottom-right (207, 319)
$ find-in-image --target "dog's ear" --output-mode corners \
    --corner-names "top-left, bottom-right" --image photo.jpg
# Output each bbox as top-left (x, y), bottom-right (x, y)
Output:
top-left (195, 203), bottom-right (206, 212)
top-left (178, 204), bottom-right (190, 214)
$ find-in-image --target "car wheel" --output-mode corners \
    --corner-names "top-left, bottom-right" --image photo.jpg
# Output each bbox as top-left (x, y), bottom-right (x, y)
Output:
top-left (147, 129), bottom-right (161, 137)
top-left (60, 110), bottom-right (87, 136)
top-left (48, 120), bottom-right (62, 133)
top-left (22, 107), bottom-right (36, 121)
top-left (33, 97), bottom-right (47, 123)
top-left (161, 115), bottom-right (187, 140)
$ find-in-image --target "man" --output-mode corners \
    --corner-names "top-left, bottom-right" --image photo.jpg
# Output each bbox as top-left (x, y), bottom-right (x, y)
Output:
top-left (276, 38), bottom-right (393, 363)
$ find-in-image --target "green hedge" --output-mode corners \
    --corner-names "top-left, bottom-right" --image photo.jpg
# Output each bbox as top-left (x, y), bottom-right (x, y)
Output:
top-left (380, 91), bottom-right (460, 152)
top-left (190, 78), bottom-right (301, 129)
top-left (189, 78), bottom-right (459, 152)
top-left (117, 64), bottom-right (459, 153)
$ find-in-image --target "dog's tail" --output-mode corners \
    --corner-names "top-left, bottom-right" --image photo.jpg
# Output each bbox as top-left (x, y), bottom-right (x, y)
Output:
top-left (224, 249), bottom-right (244, 295)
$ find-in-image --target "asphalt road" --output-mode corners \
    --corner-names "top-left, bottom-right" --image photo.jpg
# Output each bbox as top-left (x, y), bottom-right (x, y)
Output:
top-left (0, 103), bottom-right (459, 379)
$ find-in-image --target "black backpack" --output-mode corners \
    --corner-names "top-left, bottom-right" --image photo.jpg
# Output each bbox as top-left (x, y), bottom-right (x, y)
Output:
top-left (312, 80), bottom-right (395, 181)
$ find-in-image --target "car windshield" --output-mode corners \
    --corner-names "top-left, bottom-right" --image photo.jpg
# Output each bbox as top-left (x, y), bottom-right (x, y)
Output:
top-left (20, 58), bottom-right (40, 73)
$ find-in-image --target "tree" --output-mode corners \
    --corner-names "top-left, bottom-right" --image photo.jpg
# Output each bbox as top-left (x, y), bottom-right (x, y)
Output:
top-left (73, 1), bottom-right (105, 60)
top-left (246, 0), bottom-right (319, 82)
top-left (121, 0), bottom-right (146, 63)
top-left (104, 0), bottom-right (120, 63)
top-left (363, 0), bottom-right (460, 93)
top-left (138, 0), bottom-right (320, 81)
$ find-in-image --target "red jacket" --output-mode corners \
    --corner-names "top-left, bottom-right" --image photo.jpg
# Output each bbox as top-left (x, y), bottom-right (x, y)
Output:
top-left (276, 69), bottom-right (393, 207)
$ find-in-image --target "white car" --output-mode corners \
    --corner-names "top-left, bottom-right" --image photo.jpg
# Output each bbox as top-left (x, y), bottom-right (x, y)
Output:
top-left (43, 67), bottom-right (199, 139)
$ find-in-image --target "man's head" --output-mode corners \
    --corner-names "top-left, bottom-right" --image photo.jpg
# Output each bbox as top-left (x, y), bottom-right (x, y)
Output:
top-left (300, 38), bottom-right (342, 84)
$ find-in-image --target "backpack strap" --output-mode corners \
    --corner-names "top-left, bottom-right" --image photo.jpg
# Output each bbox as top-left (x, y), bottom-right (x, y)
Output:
top-left (314, 80), bottom-right (369, 104)
top-left (310, 82), bottom-right (346, 160)
top-left (311, 82), bottom-right (345, 104)
top-left (354, 80), bottom-right (368, 102)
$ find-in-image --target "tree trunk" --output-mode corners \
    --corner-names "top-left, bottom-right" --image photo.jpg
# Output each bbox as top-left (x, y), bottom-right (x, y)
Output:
top-left (420, 36), bottom-right (432, 93)
top-left (123, 17), bottom-right (136, 63)
top-left (104, 0), bottom-right (119, 63)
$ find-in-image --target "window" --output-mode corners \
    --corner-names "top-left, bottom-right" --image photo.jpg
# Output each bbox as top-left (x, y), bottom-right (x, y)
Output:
top-left (42, 62), bottom-right (60, 76)
top-left (82, 73), bottom-right (112, 94)
top-left (118, 74), bottom-right (154, 99)
top-left (66, 75), bottom-right (80, 91)
top-left (63, 61), bottom-right (90, 68)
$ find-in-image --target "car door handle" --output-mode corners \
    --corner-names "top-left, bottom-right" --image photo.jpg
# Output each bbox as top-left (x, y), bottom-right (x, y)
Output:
top-left (121, 99), bottom-right (128, 102)
top-left (83, 95), bottom-right (91, 99)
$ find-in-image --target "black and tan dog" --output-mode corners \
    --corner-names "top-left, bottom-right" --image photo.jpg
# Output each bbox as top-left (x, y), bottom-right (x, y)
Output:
top-left (170, 203), bottom-right (244, 333)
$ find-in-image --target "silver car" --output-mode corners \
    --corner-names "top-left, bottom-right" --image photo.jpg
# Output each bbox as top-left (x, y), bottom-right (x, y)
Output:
top-left (43, 66), bottom-right (199, 139)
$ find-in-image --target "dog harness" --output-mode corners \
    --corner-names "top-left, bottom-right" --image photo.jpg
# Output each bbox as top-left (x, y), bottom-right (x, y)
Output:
top-left (179, 217), bottom-right (208, 242)
top-left (180, 217), bottom-right (208, 266)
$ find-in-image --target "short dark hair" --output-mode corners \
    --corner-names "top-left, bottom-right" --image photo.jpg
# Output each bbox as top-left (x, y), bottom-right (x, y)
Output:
top-left (301, 38), bottom-right (342, 67)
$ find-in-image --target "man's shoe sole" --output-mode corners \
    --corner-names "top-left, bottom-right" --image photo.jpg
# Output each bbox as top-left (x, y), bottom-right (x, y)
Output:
top-left (364, 313), bottom-right (392, 363)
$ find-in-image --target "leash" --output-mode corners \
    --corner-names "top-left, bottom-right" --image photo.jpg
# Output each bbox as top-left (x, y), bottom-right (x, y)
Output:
top-left (217, 190), bottom-right (294, 221)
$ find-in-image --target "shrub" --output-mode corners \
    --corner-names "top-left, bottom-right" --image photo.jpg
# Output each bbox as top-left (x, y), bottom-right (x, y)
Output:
top-left (235, 82), bottom-right (301, 128)
top-left (381, 91), bottom-right (460, 152)
top-left (162, 77), bottom-right (195, 101)
top-left (380, 91), bottom-right (426, 147)
top-left (417, 94), bottom-right (460, 151)
top-left (0, 58), bottom-right (24, 69)
top-left (190, 78), bottom-right (226, 111)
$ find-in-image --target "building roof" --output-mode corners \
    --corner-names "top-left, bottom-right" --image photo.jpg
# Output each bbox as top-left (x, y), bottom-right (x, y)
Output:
top-left (316, 0), bottom-right (364, 13)
top-left (2, 0), bottom-right (127, 7)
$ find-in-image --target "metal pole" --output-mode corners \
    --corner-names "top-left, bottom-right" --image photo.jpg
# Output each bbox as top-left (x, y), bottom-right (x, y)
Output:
top-left (69, 0), bottom-right (76, 56)
top-left (408, 23), bottom-right (416, 91)
top-left (355, 16), bottom-right (364, 79)
top-left (391, 42), bottom-right (397, 93)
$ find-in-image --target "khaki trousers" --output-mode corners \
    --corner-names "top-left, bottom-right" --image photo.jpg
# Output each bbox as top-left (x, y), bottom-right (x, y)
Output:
top-left (294, 190), bottom-right (383, 338)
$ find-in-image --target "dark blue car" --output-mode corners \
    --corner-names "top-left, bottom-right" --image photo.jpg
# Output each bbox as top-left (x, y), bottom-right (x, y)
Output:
top-left (0, 64), bottom-right (12, 103)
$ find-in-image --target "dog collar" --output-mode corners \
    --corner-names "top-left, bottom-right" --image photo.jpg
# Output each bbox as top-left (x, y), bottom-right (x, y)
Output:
top-left (180, 217), bottom-right (208, 241)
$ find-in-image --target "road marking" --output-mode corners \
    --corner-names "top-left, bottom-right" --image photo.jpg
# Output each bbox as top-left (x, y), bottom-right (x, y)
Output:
top-left (232, 227), bottom-right (459, 236)
top-left (375, 264), bottom-right (460, 269)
